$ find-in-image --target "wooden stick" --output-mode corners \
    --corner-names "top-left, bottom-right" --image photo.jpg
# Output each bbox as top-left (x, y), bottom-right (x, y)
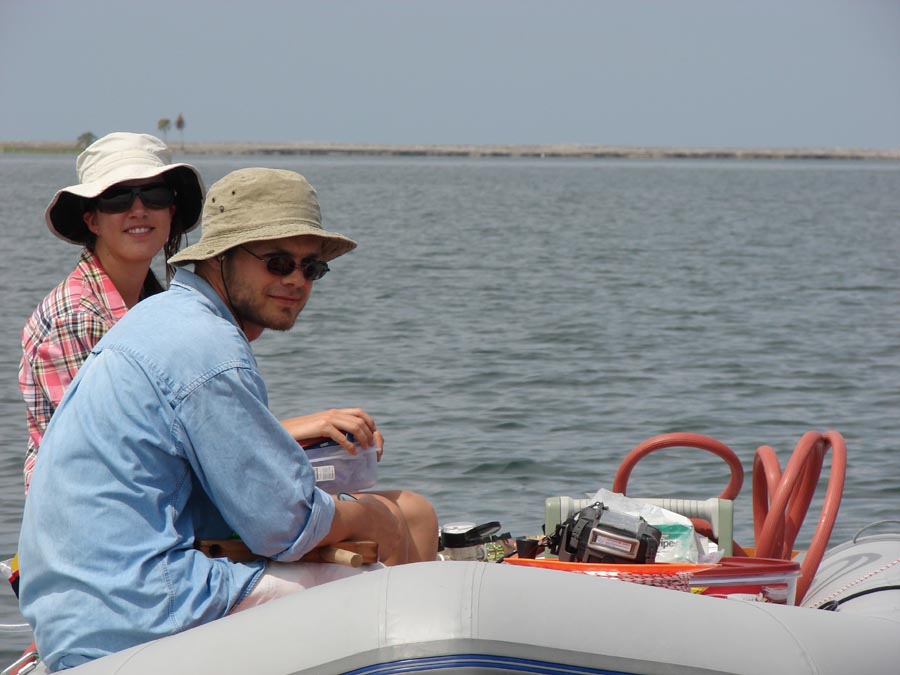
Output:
top-left (314, 547), bottom-right (361, 567)
top-left (195, 539), bottom-right (378, 567)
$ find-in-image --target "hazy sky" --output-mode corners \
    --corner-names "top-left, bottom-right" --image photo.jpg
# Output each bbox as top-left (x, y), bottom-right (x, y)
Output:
top-left (2, 0), bottom-right (899, 149)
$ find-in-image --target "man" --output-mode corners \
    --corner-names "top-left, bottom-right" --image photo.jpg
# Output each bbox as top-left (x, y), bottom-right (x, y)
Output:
top-left (19, 168), bottom-right (438, 671)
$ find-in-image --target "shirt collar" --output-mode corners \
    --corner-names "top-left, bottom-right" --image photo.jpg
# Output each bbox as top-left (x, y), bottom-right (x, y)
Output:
top-left (77, 247), bottom-right (129, 321)
top-left (170, 267), bottom-right (242, 331)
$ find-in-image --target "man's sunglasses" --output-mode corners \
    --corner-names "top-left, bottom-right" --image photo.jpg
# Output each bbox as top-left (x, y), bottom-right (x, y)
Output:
top-left (238, 246), bottom-right (330, 281)
top-left (95, 184), bottom-right (176, 213)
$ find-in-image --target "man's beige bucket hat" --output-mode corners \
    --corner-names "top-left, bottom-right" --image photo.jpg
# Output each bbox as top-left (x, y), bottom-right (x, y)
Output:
top-left (169, 168), bottom-right (356, 265)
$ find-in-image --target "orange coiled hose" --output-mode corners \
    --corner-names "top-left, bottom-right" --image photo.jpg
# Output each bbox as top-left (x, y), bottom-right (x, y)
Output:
top-left (752, 430), bottom-right (846, 602)
top-left (612, 430), bottom-right (846, 604)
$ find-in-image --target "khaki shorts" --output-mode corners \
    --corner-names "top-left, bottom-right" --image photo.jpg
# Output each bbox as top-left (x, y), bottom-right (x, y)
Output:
top-left (231, 560), bottom-right (384, 614)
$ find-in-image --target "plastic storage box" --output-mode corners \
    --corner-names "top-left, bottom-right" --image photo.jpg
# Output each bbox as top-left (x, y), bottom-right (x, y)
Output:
top-left (302, 437), bottom-right (377, 493)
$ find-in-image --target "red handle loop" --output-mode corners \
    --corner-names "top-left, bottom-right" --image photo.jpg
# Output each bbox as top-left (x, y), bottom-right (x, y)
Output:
top-left (613, 432), bottom-right (744, 499)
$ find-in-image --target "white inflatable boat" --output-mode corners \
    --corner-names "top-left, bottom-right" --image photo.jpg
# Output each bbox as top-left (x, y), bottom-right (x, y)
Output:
top-left (7, 431), bottom-right (899, 674)
top-left (12, 525), bottom-right (899, 675)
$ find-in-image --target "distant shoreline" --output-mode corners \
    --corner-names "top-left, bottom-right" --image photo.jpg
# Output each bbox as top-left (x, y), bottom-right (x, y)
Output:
top-left (2, 140), bottom-right (899, 161)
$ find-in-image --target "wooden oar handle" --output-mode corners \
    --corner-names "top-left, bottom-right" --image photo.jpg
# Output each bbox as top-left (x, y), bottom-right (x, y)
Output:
top-left (195, 539), bottom-right (378, 567)
top-left (298, 541), bottom-right (378, 567)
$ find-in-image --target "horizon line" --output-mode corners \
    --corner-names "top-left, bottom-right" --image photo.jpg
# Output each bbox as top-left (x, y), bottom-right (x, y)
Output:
top-left (2, 140), bottom-right (899, 161)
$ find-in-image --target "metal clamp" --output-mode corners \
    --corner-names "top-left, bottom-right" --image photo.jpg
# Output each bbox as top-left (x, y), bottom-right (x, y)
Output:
top-left (1, 649), bottom-right (39, 675)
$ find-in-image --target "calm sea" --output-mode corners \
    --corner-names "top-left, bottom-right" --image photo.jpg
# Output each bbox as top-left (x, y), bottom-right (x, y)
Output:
top-left (1, 153), bottom-right (898, 660)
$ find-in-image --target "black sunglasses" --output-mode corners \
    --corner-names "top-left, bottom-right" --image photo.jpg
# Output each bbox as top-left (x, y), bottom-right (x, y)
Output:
top-left (238, 246), bottom-right (330, 281)
top-left (95, 184), bottom-right (175, 213)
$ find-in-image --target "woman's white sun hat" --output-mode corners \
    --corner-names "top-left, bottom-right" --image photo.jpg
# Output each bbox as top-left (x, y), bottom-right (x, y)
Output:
top-left (45, 132), bottom-right (205, 245)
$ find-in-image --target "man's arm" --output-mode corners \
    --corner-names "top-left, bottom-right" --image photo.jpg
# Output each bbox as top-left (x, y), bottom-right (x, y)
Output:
top-left (176, 366), bottom-right (337, 561)
top-left (320, 493), bottom-right (404, 564)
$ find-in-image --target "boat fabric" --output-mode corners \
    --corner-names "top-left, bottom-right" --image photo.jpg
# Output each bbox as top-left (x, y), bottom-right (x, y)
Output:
top-left (802, 532), bottom-right (900, 615)
top-left (18, 268), bottom-right (335, 671)
top-left (41, 561), bottom-right (900, 675)
top-left (19, 248), bottom-right (128, 493)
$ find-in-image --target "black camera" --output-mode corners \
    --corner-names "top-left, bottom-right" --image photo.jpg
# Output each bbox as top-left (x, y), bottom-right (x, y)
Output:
top-left (550, 501), bottom-right (661, 564)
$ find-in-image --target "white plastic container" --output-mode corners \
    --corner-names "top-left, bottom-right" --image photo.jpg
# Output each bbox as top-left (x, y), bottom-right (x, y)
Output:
top-left (440, 522), bottom-right (487, 561)
top-left (689, 557), bottom-right (801, 605)
top-left (303, 438), bottom-right (377, 494)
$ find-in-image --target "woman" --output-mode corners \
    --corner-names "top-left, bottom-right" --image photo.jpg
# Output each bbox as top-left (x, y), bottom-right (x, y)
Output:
top-left (19, 132), bottom-right (204, 492)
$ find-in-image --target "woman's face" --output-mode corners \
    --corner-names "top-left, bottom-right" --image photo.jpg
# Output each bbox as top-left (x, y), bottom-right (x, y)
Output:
top-left (83, 177), bottom-right (175, 268)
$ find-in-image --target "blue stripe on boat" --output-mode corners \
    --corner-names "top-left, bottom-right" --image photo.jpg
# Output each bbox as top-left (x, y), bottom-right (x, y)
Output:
top-left (342, 654), bottom-right (636, 674)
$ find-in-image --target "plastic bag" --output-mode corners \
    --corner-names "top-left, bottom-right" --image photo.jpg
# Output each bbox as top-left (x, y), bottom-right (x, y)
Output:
top-left (588, 489), bottom-right (699, 563)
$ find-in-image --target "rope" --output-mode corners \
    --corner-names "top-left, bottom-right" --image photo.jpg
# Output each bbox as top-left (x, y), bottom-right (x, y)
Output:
top-left (808, 557), bottom-right (900, 609)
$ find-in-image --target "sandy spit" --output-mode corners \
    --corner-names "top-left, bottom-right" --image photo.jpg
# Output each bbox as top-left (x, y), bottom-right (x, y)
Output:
top-left (2, 140), bottom-right (899, 160)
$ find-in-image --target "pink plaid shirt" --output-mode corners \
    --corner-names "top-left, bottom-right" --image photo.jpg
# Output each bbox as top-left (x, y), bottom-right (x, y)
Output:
top-left (19, 248), bottom-right (128, 493)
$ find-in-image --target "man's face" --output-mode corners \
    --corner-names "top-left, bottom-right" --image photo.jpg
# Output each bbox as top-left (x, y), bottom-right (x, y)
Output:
top-left (224, 235), bottom-right (325, 338)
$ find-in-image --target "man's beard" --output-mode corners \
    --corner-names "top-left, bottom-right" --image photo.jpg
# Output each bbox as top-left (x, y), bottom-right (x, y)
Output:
top-left (228, 279), bottom-right (305, 332)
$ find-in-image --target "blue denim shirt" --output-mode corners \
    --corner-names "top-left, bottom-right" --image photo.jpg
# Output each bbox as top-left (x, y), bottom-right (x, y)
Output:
top-left (18, 269), bottom-right (336, 671)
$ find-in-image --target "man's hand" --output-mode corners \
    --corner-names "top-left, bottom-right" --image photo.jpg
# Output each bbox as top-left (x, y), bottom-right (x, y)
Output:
top-left (280, 408), bottom-right (384, 458)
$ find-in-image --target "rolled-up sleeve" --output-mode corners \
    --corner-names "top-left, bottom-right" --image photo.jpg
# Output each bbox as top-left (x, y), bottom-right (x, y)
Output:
top-left (172, 361), bottom-right (334, 561)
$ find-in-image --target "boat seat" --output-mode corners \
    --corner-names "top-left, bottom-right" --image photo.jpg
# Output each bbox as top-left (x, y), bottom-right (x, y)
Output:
top-left (544, 496), bottom-right (734, 557)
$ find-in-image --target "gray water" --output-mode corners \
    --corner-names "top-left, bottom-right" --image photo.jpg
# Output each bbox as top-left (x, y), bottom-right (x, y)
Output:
top-left (1, 154), bottom-right (899, 661)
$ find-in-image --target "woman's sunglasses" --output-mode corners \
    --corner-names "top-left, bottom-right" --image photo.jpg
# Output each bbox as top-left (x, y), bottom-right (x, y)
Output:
top-left (238, 246), bottom-right (330, 281)
top-left (95, 184), bottom-right (176, 213)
